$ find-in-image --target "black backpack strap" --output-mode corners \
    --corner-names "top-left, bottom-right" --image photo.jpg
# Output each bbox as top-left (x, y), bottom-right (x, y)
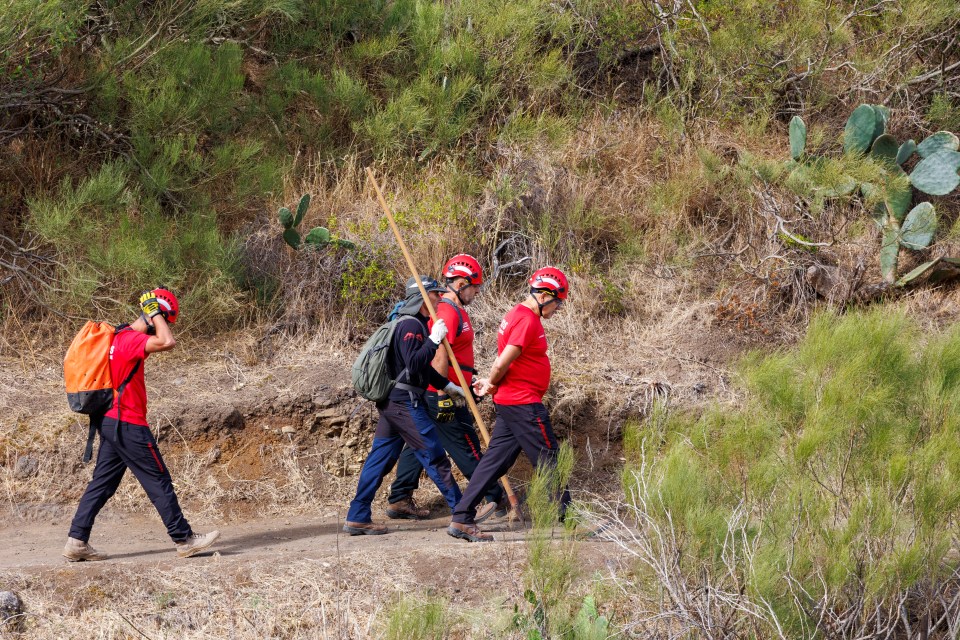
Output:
top-left (438, 298), bottom-right (464, 338)
top-left (82, 413), bottom-right (106, 464)
top-left (82, 359), bottom-right (140, 464)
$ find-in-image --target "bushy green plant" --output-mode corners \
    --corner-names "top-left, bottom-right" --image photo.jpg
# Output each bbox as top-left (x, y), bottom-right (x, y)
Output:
top-left (27, 162), bottom-right (244, 325)
top-left (630, 308), bottom-right (960, 636)
top-left (514, 443), bottom-right (588, 638)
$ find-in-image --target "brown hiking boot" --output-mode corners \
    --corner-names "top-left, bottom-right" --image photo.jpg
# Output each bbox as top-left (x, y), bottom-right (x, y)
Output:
top-left (175, 531), bottom-right (221, 558)
top-left (474, 500), bottom-right (499, 524)
top-left (447, 522), bottom-right (493, 542)
top-left (385, 498), bottom-right (430, 520)
top-left (63, 537), bottom-right (108, 562)
top-left (343, 521), bottom-right (388, 536)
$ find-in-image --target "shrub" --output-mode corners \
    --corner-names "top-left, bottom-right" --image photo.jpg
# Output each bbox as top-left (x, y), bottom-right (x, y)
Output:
top-left (611, 308), bottom-right (960, 637)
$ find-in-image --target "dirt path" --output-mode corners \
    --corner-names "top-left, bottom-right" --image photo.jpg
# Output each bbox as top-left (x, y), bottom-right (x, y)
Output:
top-left (1, 510), bottom-right (532, 571)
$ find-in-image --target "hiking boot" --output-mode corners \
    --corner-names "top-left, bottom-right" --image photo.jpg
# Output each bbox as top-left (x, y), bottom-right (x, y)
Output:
top-left (175, 530), bottom-right (221, 558)
top-left (63, 537), bottom-right (108, 562)
top-left (474, 500), bottom-right (499, 524)
top-left (385, 498), bottom-right (430, 520)
top-left (447, 522), bottom-right (493, 542)
top-left (343, 521), bottom-right (388, 536)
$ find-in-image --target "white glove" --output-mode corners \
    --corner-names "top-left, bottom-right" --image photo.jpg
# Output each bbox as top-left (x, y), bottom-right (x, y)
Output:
top-left (428, 318), bottom-right (448, 345)
top-left (443, 381), bottom-right (465, 398)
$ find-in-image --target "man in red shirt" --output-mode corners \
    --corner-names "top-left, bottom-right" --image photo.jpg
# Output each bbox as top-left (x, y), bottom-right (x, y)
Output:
top-left (448, 267), bottom-right (572, 542)
top-left (385, 255), bottom-right (506, 522)
top-left (63, 288), bottom-right (220, 560)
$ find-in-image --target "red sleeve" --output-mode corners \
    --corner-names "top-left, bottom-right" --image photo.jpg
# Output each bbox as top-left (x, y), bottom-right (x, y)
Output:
top-left (504, 313), bottom-right (535, 348)
top-left (434, 304), bottom-right (460, 345)
top-left (117, 330), bottom-right (150, 360)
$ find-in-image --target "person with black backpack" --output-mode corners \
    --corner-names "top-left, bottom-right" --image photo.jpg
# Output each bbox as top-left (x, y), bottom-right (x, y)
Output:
top-left (384, 255), bottom-right (507, 522)
top-left (344, 275), bottom-right (467, 535)
top-left (63, 288), bottom-right (220, 561)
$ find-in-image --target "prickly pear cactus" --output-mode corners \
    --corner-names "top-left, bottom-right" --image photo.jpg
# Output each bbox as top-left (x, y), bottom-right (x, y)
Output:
top-left (784, 105), bottom-right (960, 285)
top-left (278, 194), bottom-right (354, 252)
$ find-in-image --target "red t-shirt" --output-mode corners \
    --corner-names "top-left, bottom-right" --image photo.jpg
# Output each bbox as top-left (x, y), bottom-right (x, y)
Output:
top-left (493, 304), bottom-right (550, 405)
top-left (427, 300), bottom-right (475, 390)
top-left (105, 328), bottom-right (151, 426)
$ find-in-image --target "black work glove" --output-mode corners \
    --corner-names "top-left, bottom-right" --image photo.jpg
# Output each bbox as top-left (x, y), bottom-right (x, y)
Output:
top-left (434, 396), bottom-right (456, 423)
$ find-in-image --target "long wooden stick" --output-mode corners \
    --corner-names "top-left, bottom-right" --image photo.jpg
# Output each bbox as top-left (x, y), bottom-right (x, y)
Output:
top-left (365, 167), bottom-right (520, 511)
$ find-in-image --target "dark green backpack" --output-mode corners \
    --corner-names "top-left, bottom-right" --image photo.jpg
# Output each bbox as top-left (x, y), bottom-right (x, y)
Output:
top-left (351, 317), bottom-right (411, 402)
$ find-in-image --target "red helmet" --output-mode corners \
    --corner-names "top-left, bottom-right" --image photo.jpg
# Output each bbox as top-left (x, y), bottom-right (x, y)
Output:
top-left (442, 254), bottom-right (483, 285)
top-left (153, 287), bottom-right (180, 324)
top-left (528, 266), bottom-right (568, 300)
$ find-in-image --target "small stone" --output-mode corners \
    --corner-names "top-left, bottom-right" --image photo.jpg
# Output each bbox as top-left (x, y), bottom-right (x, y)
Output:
top-left (0, 591), bottom-right (24, 632)
top-left (14, 456), bottom-right (38, 479)
top-left (281, 426), bottom-right (296, 435)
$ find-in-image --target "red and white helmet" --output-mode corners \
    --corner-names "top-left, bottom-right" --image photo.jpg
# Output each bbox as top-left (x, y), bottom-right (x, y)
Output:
top-left (442, 254), bottom-right (483, 285)
top-left (528, 266), bottom-right (568, 300)
top-left (153, 287), bottom-right (180, 324)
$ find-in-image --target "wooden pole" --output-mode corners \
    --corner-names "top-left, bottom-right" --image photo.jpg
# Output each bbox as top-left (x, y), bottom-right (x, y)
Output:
top-left (365, 167), bottom-right (520, 511)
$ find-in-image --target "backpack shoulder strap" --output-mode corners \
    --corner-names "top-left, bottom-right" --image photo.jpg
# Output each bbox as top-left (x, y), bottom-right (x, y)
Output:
top-left (438, 298), bottom-right (464, 337)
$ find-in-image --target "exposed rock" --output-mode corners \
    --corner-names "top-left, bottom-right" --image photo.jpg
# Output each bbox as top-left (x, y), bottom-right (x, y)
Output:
top-left (14, 455), bottom-right (38, 479)
top-left (177, 405), bottom-right (244, 437)
top-left (0, 591), bottom-right (24, 632)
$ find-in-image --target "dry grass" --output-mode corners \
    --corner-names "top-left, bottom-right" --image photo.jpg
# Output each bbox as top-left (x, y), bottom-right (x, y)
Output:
top-left (0, 537), bottom-right (621, 638)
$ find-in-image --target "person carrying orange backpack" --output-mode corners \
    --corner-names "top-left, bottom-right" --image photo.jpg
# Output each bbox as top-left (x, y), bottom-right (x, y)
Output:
top-left (63, 288), bottom-right (220, 561)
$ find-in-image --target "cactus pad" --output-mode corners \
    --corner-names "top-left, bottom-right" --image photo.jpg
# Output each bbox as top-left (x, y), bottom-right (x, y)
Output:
top-left (844, 104), bottom-right (879, 155)
top-left (279, 207), bottom-right (293, 229)
top-left (896, 140), bottom-right (917, 166)
top-left (899, 202), bottom-right (936, 250)
top-left (872, 105), bottom-right (890, 134)
top-left (283, 227), bottom-right (301, 249)
top-left (916, 131), bottom-right (959, 159)
top-left (304, 226), bottom-right (331, 247)
top-left (294, 194), bottom-right (311, 227)
top-left (789, 116), bottom-right (807, 160)
top-left (910, 149), bottom-right (960, 196)
top-left (870, 134), bottom-right (898, 166)
top-left (880, 224), bottom-right (900, 283)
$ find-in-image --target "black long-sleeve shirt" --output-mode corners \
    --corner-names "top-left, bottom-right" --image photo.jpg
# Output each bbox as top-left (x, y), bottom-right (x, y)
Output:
top-left (386, 313), bottom-right (449, 403)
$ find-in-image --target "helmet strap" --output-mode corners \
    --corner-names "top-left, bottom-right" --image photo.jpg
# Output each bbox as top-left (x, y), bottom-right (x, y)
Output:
top-left (530, 290), bottom-right (557, 316)
top-left (142, 313), bottom-right (157, 335)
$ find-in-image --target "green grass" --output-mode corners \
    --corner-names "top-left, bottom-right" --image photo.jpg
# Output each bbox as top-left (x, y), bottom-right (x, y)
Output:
top-left (382, 594), bottom-right (453, 640)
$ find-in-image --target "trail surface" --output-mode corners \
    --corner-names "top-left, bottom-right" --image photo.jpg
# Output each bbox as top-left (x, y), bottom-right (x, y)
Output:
top-left (1, 510), bottom-right (531, 571)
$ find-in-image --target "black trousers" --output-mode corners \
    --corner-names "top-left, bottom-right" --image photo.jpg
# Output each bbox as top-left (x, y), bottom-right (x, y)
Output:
top-left (451, 402), bottom-right (571, 525)
top-left (68, 418), bottom-right (192, 543)
top-left (388, 391), bottom-right (505, 506)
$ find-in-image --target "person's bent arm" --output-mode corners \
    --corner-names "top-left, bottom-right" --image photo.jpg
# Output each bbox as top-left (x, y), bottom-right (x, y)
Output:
top-left (145, 315), bottom-right (176, 353)
top-left (473, 344), bottom-right (522, 396)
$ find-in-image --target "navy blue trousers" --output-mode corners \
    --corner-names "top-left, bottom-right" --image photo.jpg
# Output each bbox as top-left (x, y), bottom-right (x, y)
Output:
top-left (388, 391), bottom-right (504, 506)
top-left (68, 418), bottom-right (192, 543)
top-left (451, 402), bottom-right (571, 525)
top-left (347, 398), bottom-right (461, 523)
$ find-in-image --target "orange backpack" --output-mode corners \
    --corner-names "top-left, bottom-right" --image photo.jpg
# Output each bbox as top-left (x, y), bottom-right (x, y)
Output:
top-left (64, 321), bottom-right (139, 463)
